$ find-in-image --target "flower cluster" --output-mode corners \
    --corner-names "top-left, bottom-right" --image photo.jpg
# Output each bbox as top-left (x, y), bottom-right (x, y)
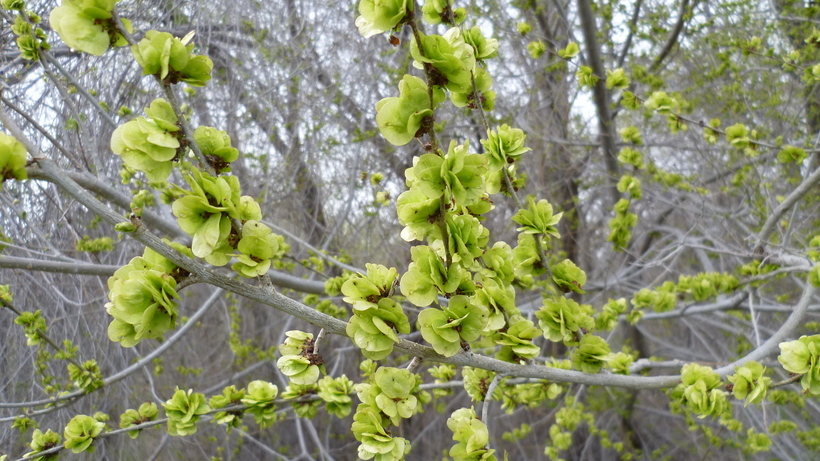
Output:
top-left (241, 380), bottom-right (280, 428)
top-left (24, 429), bottom-right (61, 460)
top-left (63, 415), bottom-right (105, 454)
top-left (670, 364), bottom-right (729, 419)
top-left (536, 296), bottom-right (593, 345)
top-left (410, 28), bottom-right (476, 93)
top-left (276, 330), bottom-right (324, 385)
top-left (607, 198), bottom-right (637, 249)
top-left (171, 167), bottom-right (278, 269)
top-left (317, 375), bottom-right (355, 418)
top-left (447, 407), bottom-right (497, 460)
top-left (570, 335), bottom-right (612, 374)
top-left (105, 245), bottom-right (190, 347)
top-left (355, 0), bottom-right (411, 38)
top-left (132, 30), bottom-right (213, 86)
top-left (352, 367), bottom-right (428, 460)
top-left (417, 295), bottom-right (489, 356)
top-left (343, 264), bottom-right (410, 360)
top-left (0, 132), bottom-right (28, 187)
top-left (110, 98), bottom-right (181, 183)
top-left (727, 361), bottom-right (771, 405)
top-left (375, 74), bottom-right (444, 146)
top-left (119, 403), bottom-right (158, 439)
top-left (50, 0), bottom-right (131, 56)
top-left (163, 388), bottom-right (210, 436)
top-left (779, 335), bottom-right (820, 395)
top-left (208, 385), bottom-right (246, 431)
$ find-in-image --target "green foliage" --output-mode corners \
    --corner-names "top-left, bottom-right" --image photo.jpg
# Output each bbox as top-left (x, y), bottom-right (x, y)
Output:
top-left (208, 385), bottom-right (246, 431)
top-left (75, 235), bottom-right (114, 252)
top-left (5, 0), bottom-right (820, 458)
top-left (447, 407), bottom-right (496, 460)
top-left (619, 126), bottom-right (642, 145)
top-left (727, 361), bottom-right (771, 405)
top-left (769, 420), bottom-right (798, 434)
top-left (67, 359), bottom-right (103, 391)
top-left (617, 175), bottom-right (642, 199)
top-left (375, 74), bottom-right (443, 146)
top-left (232, 220), bottom-right (289, 277)
top-left (620, 91), bottom-right (642, 110)
top-left (511, 196), bottom-right (562, 238)
top-left (355, 0), bottom-right (410, 38)
top-left (401, 245), bottom-right (473, 306)
top-left (595, 297), bottom-right (627, 331)
top-left (317, 375), bottom-right (355, 418)
top-left (171, 167), bottom-right (263, 262)
top-left (671, 364), bottom-right (729, 419)
top-left (119, 402), bottom-right (158, 439)
top-left (779, 335), bottom-right (820, 394)
top-left (551, 259), bottom-right (587, 294)
top-left (677, 272), bottom-right (738, 302)
top-left (277, 330), bottom-right (324, 385)
top-left (10, 14), bottom-right (30, 35)
top-left (558, 42), bottom-right (579, 59)
top-left (778, 145), bottom-right (807, 164)
top-left (630, 283), bottom-right (677, 312)
top-left (810, 264), bottom-right (820, 287)
top-left (606, 68), bottom-right (629, 90)
top-left (13, 309), bottom-right (47, 345)
top-left (351, 404), bottom-right (411, 460)
top-left (25, 429), bottom-right (61, 460)
top-left (462, 367), bottom-right (501, 402)
top-left (49, 0), bottom-right (131, 56)
top-left (418, 295), bottom-right (489, 356)
top-left (342, 264), bottom-right (399, 311)
top-left (12, 416), bottom-right (38, 433)
top-left (725, 123), bottom-right (750, 150)
top-left (502, 422), bottom-right (531, 442)
top-left (481, 124), bottom-right (530, 171)
top-left (163, 388), bottom-right (210, 436)
top-left (105, 248), bottom-right (182, 346)
top-left (643, 91), bottom-right (679, 114)
top-left (495, 314), bottom-right (541, 361)
top-left (704, 119), bottom-right (721, 144)
top-left (194, 126), bottom-right (240, 172)
top-left (110, 98), bottom-right (180, 182)
top-left (414, 140), bottom-right (487, 207)
top-left (527, 40), bottom-right (546, 59)
top-left (608, 351), bottom-right (635, 374)
top-left (411, 28), bottom-right (476, 94)
top-left (745, 429), bottom-right (772, 454)
top-left (463, 26), bottom-right (498, 62)
top-left (347, 297), bottom-right (411, 360)
top-left (797, 425), bottom-right (820, 451)
top-left (571, 335), bottom-right (612, 373)
top-left (240, 380), bottom-right (279, 428)
top-left (536, 296), bottom-right (593, 345)
top-left (343, 264), bottom-right (410, 359)
top-left (16, 33), bottom-right (49, 61)
top-left (2, 0), bottom-right (25, 10)
top-left (575, 66), bottom-right (598, 88)
top-left (809, 235), bottom-right (820, 262)
top-left (63, 414), bottom-right (105, 453)
top-left (363, 367), bottom-right (421, 424)
top-left (0, 131), bottom-right (28, 186)
top-left (131, 30), bottom-right (213, 86)
top-left (607, 198), bottom-right (637, 250)
top-left (351, 367), bottom-right (426, 459)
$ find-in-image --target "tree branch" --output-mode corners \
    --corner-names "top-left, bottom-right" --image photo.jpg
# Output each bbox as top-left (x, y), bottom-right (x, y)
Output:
top-left (576, 0), bottom-right (620, 204)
